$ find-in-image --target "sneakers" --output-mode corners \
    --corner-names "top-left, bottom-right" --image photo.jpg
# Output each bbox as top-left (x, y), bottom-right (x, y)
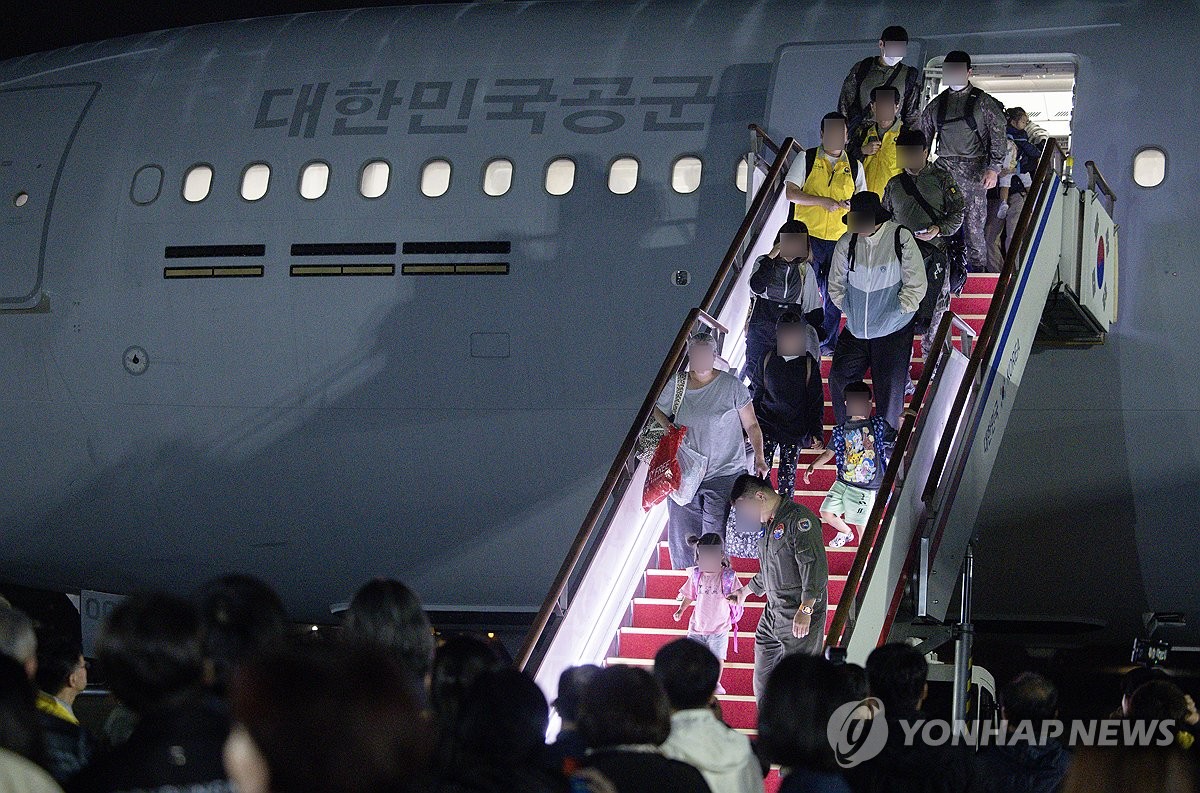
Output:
top-left (829, 531), bottom-right (854, 548)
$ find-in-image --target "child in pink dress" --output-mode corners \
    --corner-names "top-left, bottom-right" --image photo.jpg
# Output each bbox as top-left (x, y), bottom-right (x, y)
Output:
top-left (673, 533), bottom-right (743, 695)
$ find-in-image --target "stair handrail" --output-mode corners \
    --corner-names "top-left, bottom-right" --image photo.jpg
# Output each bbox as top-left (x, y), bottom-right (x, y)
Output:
top-left (826, 140), bottom-right (1066, 649)
top-left (823, 309), bottom-right (974, 647)
top-left (1084, 159), bottom-right (1116, 215)
top-left (517, 134), bottom-right (804, 670)
top-left (921, 140), bottom-right (1065, 505)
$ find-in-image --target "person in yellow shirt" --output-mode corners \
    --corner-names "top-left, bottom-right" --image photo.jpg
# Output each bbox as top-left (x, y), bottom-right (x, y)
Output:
top-left (849, 86), bottom-right (904, 198)
top-left (785, 111), bottom-right (866, 354)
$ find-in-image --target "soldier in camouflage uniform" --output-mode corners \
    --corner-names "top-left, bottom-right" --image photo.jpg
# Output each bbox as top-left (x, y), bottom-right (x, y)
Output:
top-left (838, 25), bottom-right (923, 130)
top-left (882, 128), bottom-right (966, 363)
top-left (919, 50), bottom-right (1007, 273)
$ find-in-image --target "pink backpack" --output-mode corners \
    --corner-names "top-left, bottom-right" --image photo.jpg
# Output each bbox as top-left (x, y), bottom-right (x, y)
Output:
top-left (690, 566), bottom-right (744, 650)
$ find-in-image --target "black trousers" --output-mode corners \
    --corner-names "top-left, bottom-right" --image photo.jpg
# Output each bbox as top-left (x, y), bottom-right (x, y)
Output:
top-left (828, 320), bottom-right (916, 431)
top-left (742, 299), bottom-right (802, 395)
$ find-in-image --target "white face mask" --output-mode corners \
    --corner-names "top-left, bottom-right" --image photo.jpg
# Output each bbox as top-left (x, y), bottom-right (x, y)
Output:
top-left (882, 55), bottom-right (903, 67)
top-left (948, 83), bottom-right (968, 91)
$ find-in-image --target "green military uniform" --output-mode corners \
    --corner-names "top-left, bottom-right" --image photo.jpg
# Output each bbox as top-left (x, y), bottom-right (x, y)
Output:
top-left (883, 162), bottom-right (967, 360)
top-left (746, 499), bottom-right (829, 699)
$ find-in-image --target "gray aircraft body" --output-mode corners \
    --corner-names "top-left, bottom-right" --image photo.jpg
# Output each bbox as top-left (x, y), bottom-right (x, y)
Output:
top-left (0, 1), bottom-right (1195, 646)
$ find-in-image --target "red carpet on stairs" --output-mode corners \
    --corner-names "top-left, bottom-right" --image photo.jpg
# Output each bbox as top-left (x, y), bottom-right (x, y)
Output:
top-left (605, 274), bottom-right (999, 793)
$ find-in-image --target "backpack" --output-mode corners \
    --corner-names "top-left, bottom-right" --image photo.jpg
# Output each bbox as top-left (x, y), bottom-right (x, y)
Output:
top-left (934, 86), bottom-right (985, 144)
top-left (896, 172), bottom-right (967, 299)
top-left (850, 57), bottom-right (919, 125)
top-left (690, 566), bottom-right (745, 651)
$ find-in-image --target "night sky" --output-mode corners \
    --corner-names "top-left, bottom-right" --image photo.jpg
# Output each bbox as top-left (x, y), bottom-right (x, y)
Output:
top-left (3, 0), bottom-right (476, 60)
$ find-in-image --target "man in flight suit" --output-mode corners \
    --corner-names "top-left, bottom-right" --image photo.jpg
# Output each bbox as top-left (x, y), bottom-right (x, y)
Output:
top-left (728, 474), bottom-right (829, 701)
top-left (919, 50), bottom-right (1006, 273)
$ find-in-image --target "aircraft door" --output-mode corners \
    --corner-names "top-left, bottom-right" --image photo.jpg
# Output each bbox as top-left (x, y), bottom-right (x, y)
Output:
top-left (0, 82), bottom-right (99, 308)
top-left (764, 39), bottom-right (926, 144)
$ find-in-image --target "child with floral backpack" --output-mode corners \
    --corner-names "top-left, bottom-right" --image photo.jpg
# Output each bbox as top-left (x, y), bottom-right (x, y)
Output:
top-left (672, 533), bottom-right (744, 695)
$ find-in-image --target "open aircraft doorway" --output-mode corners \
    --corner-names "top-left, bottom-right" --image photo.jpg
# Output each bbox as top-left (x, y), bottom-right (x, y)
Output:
top-left (922, 54), bottom-right (1078, 152)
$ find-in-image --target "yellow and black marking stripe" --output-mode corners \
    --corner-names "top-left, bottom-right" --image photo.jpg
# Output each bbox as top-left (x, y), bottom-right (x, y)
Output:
top-left (401, 262), bottom-right (509, 276)
top-left (163, 265), bottom-right (264, 279)
top-left (402, 241), bottom-right (511, 255)
top-left (290, 243), bottom-right (397, 256)
top-left (289, 264), bottom-right (396, 277)
top-left (164, 244), bottom-right (265, 258)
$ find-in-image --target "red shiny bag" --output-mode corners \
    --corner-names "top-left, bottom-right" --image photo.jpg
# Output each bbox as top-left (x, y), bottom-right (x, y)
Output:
top-left (642, 425), bottom-right (688, 511)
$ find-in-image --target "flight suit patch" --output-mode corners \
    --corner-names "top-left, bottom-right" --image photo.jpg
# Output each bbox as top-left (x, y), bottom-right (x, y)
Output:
top-left (798, 518), bottom-right (813, 532)
top-left (772, 523), bottom-right (786, 540)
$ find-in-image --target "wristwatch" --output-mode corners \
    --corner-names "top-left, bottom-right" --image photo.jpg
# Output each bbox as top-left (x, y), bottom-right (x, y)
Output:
top-left (800, 605), bottom-right (815, 616)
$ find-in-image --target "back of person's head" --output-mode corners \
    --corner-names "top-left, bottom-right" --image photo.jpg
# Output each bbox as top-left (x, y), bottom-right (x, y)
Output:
top-left (0, 655), bottom-right (42, 764)
top-left (555, 664), bottom-right (600, 725)
top-left (1128, 680), bottom-right (1190, 725)
top-left (229, 641), bottom-right (430, 793)
top-left (0, 606), bottom-right (36, 676)
top-left (1000, 672), bottom-right (1059, 730)
top-left (197, 574), bottom-right (287, 697)
top-left (838, 662), bottom-right (869, 701)
top-left (579, 666), bottom-right (671, 749)
top-left (455, 669), bottom-right (549, 767)
top-left (866, 643), bottom-right (927, 713)
top-left (33, 630), bottom-right (82, 697)
top-left (1006, 107), bottom-right (1028, 124)
top-left (343, 578), bottom-right (435, 686)
top-left (759, 654), bottom-right (850, 773)
top-left (1062, 745), bottom-right (1197, 793)
top-left (429, 634), bottom-right (507, 726)
top-left (654, 638), bottom-right (720, 711)
top-left (97, 592), bottom-right (205, 714)
top-left (1123, 666), bottom-right (1170, 701)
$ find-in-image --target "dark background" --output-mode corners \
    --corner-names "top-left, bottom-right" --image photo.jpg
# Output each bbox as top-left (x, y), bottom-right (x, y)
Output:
top-left (2, 0), bottom-right (482, 60)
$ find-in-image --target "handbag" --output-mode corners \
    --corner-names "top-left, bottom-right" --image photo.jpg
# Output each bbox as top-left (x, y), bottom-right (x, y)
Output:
top-left (668, 434), bottom-right (709, 506)
top-left (642, 425), bottom-right (688, 511)
top-left (636, 371), bottom-right (688, 463)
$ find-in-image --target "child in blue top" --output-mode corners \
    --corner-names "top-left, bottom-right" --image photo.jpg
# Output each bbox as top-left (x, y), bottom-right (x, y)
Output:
top-left (803, 381), bottom-right (895, 547)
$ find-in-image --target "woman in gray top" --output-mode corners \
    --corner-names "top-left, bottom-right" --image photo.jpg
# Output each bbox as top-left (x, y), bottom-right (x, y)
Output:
top-left (652, 332), bottom-right (769, 569)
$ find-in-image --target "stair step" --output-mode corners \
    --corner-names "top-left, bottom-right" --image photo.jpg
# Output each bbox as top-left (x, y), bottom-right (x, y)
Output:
top-left (608, 656), bottom-right (757, 695)
top-left (655, 542), bottom-right (857, 577)
top-left (617, 620), bottom-right (835, 664)
top-left (643, 571), bottom-right (847, 603)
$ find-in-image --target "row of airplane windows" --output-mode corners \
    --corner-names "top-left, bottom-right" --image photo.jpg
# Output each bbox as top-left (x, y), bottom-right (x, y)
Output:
top-left (131, 156), bottom-right (752, 206)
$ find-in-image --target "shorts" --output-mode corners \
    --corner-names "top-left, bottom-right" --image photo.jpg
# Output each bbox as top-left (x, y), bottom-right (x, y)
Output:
top-left (820, 480), bottom-right (877, 526)
top-left (687, 630), bottom-right (729, 661)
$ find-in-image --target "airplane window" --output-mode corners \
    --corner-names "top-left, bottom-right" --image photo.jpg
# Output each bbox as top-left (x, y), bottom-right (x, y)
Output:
top-left (483, 159), bottom-right (513, 197)
top-left (671, 156), bottom-right (702, 194)
top-left (421, 159), bottom-right (452, 198)
top-left (299, 162), bottom-right (330, 200)
top-left (14, 191), bottom-right (29, 207)
top-left (1133, 147), bottom-right (1166, 188)
top-left (545, 158), bottom-right (575, 196)
top-left (735, 158), bottom-right (749, 193)
top-left (130, 165), bottom-right (164, 205)
top-left (240, 163), bottom-right (271, 202)
top-left (608, 156), bottom-right (639, 195)
top-left (182, 165), bottom-right (213, 203)
top-left (360, 160), bottom-right (390, 199)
